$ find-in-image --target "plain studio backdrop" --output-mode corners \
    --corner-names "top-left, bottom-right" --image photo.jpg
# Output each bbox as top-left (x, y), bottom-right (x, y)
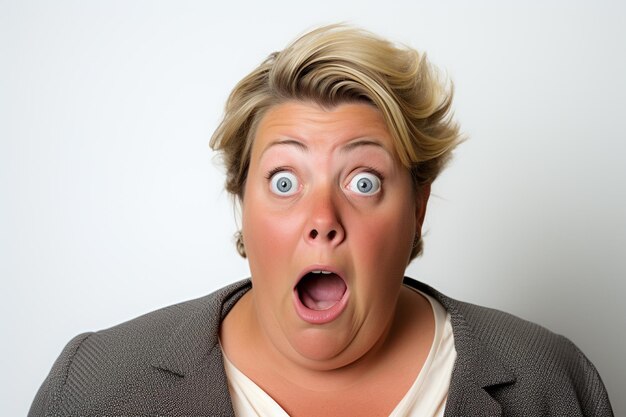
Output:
top-left (1, 1), bottom-right (625, 415)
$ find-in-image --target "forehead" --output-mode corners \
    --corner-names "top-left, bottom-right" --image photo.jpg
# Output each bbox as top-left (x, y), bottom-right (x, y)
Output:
top-left (252, 101), bottom-right (397, 157)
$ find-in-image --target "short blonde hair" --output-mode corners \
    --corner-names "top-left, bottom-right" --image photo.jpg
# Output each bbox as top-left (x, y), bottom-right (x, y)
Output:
top-left (210, 24), bottom-right (461, 260)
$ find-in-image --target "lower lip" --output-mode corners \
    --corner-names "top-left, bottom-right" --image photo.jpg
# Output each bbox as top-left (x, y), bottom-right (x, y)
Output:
top-left (293, 286), bottom-right (350, 324)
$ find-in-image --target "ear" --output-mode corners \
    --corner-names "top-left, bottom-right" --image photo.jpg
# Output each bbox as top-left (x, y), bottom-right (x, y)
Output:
top-left (415, 183), bottom-right (431, 234)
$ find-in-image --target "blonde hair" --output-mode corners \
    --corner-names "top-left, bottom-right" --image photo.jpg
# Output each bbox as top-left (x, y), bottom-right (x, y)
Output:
top-left (210, 24), bottom-right (461, 260)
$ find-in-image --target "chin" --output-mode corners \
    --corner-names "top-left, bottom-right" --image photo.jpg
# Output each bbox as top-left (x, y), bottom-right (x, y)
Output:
top-left (286, 329), bottom-right (356, 369)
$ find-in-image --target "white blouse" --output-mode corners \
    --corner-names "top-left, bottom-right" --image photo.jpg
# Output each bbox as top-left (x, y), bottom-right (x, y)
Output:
top-left (222, 288), bottom-right (457, 417)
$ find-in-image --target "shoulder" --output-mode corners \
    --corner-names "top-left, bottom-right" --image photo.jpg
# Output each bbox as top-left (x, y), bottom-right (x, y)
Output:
top-left (407, 277), bottom-right (588, 366)
top-left (29, 279), bottom-right (251, 417)
top-left (405, 277), bottom-right (614, 416)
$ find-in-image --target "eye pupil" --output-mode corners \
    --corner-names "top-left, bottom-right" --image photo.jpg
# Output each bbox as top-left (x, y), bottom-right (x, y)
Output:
top-left (278, 178), bottom-right (291, 191)
top-left (348, 172), bottom-right (380, 195)
top-left (358, 178), bottom-right (373, 192)
top-left (270, 171), bottom-right (299, 196)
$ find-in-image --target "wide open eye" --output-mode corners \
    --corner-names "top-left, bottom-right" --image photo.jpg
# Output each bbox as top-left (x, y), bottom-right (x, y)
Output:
top-left (347, 172), bottom-right (381, 195)
top-left (269, 171), bottom-right (299, 196)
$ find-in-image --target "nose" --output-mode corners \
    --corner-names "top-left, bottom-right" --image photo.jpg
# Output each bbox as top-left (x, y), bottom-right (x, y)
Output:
top-left (304, 188), bottom-right (345, 247)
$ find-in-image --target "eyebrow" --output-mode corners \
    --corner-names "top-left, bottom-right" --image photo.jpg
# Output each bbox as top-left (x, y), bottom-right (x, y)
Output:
top-left (262, 139), bottom-right (308, 155)
top-left (340, 139), bottom-right (390, 155)
top-left (261, 138), bottom-right (392, 157)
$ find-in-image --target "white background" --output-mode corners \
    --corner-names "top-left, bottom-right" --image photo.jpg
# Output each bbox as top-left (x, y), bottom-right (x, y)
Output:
top-left (2, 1), bottom-right (625, 415)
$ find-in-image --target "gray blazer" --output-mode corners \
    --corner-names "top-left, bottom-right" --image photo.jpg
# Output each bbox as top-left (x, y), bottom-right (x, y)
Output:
top-left (29, 278), bottom-right (614, 416)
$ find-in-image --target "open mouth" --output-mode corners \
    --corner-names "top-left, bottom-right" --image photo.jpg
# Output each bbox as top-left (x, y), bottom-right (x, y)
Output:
top-left (297, 270), bottom-right (347, 310)
top-left (293, 269), bottom-right (348, 324)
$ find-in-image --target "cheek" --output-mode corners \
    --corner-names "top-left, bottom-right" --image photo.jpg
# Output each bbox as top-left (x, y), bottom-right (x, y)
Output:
top-left (355, 206), bottom-right (415, 262)
top-left (242, 198), bottom-right (303, 277)
top-left (348, 209), bottom-right (414, 319)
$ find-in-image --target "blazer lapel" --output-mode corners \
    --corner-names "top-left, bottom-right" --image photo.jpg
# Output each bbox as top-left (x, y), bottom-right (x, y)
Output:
top-left (405, 278), bottom-right (517, 417)
top-left (150, 279), bottom-right (252, 416)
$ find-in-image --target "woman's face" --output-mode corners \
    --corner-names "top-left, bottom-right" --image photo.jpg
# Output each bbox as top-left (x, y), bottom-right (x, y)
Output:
top-left (241, 101), bottom-right (426, 370)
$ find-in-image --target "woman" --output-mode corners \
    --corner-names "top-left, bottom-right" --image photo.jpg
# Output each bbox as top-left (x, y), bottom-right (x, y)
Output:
top-left (29, 25), bottom-right (613, 417)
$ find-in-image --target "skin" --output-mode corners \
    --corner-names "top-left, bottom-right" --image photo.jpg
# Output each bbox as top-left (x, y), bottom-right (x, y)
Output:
top-left (220, 101), bottom-right (434, 416)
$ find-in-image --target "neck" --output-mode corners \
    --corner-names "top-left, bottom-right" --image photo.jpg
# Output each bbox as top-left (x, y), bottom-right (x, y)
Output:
top-left (220, 286), bottom-right (434, 393)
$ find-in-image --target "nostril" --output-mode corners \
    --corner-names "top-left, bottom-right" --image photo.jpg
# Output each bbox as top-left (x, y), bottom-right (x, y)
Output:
top-left (308, 228), bottom-right (340, 241)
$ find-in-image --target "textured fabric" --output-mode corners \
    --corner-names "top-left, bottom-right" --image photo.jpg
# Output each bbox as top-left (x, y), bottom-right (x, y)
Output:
top-left (222, 288), bottom-right (455, 417)
top-left (29, 278), bottom-right (614, 417)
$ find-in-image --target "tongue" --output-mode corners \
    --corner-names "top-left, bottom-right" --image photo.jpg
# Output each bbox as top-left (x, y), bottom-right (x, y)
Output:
top-left (298, 273), bottom-right (347, 310)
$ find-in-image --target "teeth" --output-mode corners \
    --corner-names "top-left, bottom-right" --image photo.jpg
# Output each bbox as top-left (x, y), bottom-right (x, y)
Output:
top-left (311, 270), bottom-right (332, 274)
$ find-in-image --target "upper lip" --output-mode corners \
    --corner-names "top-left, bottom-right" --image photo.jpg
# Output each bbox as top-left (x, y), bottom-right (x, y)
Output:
top-left (295, 265), bottom-right (346, 288)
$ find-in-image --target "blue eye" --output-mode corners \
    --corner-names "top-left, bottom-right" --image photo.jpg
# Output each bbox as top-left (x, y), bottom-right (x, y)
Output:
top-left (348, 172), bottom-right (381, 195)
top-left (269, 171), bottom-right (299, 196)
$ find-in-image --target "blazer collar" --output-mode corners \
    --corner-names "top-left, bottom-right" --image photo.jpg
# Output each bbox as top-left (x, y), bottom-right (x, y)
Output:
top-left (151, 278), bottom-right (516, 416)
top-left (405, 278), bottom-right (517, 417)
top-left (151, 279), bottom-right (251, 377)
top-left (150, 279), bottom-right (251, 416)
